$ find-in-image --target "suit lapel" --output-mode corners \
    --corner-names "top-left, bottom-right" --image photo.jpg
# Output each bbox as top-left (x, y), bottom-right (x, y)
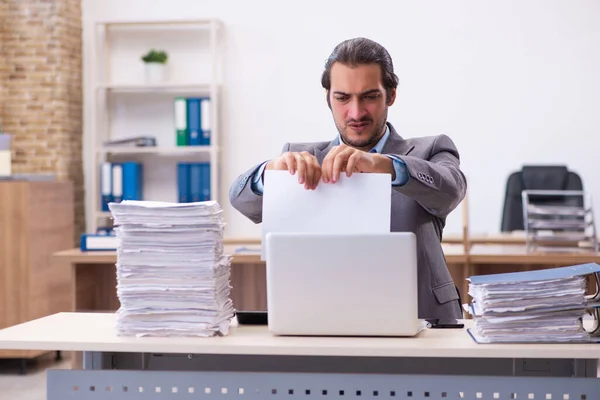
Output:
top-left (382, 123), bottom-right (415, 156)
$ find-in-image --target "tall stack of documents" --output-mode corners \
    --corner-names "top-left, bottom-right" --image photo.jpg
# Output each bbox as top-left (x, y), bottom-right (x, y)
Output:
top-left (108, 200), bottom-right (234, 337)
top-left (467, 264), bottom-right (600, 343)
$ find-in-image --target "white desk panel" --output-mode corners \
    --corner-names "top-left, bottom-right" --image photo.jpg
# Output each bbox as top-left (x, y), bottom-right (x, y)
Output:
top-left (0, 312), bottom-right (599, 360)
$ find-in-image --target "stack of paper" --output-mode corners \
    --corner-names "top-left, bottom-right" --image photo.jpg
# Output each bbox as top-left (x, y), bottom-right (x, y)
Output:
top-left (108, 200), bottom-right (235, 337)
top-left (467, 265), bottom-right (596, 343)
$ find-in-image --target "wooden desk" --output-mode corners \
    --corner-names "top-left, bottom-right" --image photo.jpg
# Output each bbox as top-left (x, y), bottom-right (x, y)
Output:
top-left (469, 244), bottom-right (600, 265)
top-left (54, 241), bottom-right (600, 315)
top-left (53, 244), bottom-right (265, 315)
top-left (0, 312), bottom-right (598, 399)
top-left (54, 243), bottom-right (467, 313)
top-left (445, 232), bottom-right (600, 250)
top-left (447, 241), bottom-right (600, 301)
top-left (53, 245), bottom-right (262, 266)
top-left (53, 244), bottom-right (467, 265)
top-left (442, 232), bottom-right (528, 245)
top-left (468, 244), bottom-right (600, 296)
top-left (469, 244), bottom-right (600, 268)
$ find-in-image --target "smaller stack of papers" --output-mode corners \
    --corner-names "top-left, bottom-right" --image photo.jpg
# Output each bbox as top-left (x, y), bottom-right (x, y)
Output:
top-left (467, 263), bottom-right (600, 343)
top-left (108, 200), bottom-right (235, 337)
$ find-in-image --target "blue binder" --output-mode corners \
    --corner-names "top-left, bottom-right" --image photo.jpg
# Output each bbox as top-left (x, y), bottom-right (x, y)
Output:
top-left (80, 233), bottom-right (118, 251)
top-left (96, 226), bottom-right (114, 235)
top-left (189, 163), bottom-right (202, 202)
top-left (201, 162), bottom-right (211, 201)
top-left (199, 97), bottom-right (211, 146)
top-left (186, 98), bottom-right (202, 146)
top-left (177, 162), bottom-right (190, 203)
top-left (111, 163), bottom-right (123, 203)
top-left (122, 162), bottom-right (143, 201)
top-left (100, 162), bottom-right (112, 211)
top-left (176, 162), bottom-right (210, 203)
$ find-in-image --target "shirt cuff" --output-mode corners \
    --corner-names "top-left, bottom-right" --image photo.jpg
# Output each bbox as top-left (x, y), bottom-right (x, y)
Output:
top-left (385, 155), bottom-right (409, 186)
top-left (251, 161), bottom-right (269, 195)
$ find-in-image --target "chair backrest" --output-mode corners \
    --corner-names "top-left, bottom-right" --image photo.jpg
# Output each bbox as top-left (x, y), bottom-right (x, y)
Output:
top-left (500, 166), bottom-right (584, 232)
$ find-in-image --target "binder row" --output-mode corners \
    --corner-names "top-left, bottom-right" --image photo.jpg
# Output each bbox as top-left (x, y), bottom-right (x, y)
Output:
top-left (177, 162), bottom-right (211, 203)
top-left (101, 162), bottom-right (143, 211)
top-left (100, 162), bottom-right (210, 212)
top-left (174, 97), bottom-right (211, 146)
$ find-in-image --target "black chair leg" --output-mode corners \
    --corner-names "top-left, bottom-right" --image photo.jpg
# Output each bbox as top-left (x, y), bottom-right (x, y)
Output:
top-left (18, 359), bottom-right (27, 375)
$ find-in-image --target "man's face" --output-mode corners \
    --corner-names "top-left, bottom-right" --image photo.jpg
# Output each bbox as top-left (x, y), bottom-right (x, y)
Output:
top-left (328, 62), bottom-right (396, 151)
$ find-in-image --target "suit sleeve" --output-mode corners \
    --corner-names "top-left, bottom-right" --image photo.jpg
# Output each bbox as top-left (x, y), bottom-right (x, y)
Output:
top-left (391, 134), bottom-right (467, 219)
top-left (228, 143), bottom-right (291, 224)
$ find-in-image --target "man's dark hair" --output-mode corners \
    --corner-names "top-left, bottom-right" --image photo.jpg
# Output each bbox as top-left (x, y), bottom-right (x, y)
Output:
top-left (321, 37), bottom-right (399, 104)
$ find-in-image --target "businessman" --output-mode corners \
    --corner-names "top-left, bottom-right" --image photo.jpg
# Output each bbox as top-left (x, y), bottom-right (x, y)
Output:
top-left (229, 37), bottom-right (467, 320)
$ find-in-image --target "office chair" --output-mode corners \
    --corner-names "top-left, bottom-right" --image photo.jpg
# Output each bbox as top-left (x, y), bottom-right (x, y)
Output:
top-left (500, 165), bottom-right (584, 232)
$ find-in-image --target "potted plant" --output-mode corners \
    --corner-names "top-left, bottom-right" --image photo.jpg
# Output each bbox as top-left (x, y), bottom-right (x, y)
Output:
top-left (141, 49), bottom-right (168, 83)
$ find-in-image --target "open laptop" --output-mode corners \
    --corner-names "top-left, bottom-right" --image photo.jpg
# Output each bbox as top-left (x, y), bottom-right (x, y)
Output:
top-left (265, 232), bottom-right (420, 337)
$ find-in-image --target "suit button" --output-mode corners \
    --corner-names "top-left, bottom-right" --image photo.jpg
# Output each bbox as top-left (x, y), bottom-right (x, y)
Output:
top-left (417, 172), bottom-right (423, 180)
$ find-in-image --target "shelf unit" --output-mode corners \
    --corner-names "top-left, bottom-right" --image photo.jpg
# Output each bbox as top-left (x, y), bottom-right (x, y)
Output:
top-left (88, 19), bottom-right (224, 233)
top-left (97, 146), bottom-right (214, 155)
top-left (522, 190), bottom-right (599, 253)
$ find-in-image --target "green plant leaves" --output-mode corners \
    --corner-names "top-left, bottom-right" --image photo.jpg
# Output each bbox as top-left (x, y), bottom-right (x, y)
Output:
top-left (141, 49), bottom-right (168, 64)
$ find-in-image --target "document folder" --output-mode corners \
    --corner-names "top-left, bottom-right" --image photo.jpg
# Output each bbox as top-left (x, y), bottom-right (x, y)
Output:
top-left (467, 263), bottom-right (600, 344)
top-left (469, 263), bottom-right (600, 285)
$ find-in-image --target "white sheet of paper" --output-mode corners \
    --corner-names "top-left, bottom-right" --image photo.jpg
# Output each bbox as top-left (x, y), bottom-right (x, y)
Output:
top-left (261, 170), bottom-right (391, 260)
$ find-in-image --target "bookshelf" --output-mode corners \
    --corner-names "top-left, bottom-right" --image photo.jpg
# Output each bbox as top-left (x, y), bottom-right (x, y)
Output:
top-left (97, 146), bottom-right (214, 155)
top-left (88, 19), bottom-right (223, 233)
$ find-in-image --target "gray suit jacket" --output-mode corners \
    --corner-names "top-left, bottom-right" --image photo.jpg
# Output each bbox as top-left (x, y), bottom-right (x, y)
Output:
top-left (229, 122), bottom-right (467, 320)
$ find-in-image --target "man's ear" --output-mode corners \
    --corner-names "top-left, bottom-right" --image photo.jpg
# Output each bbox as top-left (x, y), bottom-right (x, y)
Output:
top-left (326, 90), bottom-right (331, 109)
top-left (387, 88), bottom-right (396, 106)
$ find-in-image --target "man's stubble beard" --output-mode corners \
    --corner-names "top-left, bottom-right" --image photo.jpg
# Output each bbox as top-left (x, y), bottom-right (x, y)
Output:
top-left (337, 109), bottom-right (388, 150)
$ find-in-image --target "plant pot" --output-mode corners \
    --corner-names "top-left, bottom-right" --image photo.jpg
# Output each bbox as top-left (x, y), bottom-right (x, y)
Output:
top-left (144, 62), bottom-right (167, 84)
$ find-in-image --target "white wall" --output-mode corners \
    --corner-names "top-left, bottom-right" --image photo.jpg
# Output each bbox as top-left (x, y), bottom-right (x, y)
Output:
top-left (82, 0), bottom-right (600, 238)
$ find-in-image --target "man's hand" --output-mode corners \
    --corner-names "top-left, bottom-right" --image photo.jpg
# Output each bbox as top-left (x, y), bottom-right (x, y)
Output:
top-left (264, 151), bottom-right (321, 190)
top-left (321, 144), bottom-right (396, 183)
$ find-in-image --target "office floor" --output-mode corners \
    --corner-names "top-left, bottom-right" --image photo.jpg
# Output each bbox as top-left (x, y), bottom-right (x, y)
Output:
top-left (0, 353), bottom-right (70, 400)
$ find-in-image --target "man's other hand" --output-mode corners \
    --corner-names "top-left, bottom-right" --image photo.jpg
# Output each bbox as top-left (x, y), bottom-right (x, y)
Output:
top-left (264, 151), bottom-right (321, 190)
top-left (321, 144), bottom-right (395, 183)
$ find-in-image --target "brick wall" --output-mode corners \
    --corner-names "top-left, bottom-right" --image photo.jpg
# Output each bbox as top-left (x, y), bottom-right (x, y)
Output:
top-left (0, 2), bottom-right (8, 127)
top-left (0, 0), bottom-right (84, 242)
